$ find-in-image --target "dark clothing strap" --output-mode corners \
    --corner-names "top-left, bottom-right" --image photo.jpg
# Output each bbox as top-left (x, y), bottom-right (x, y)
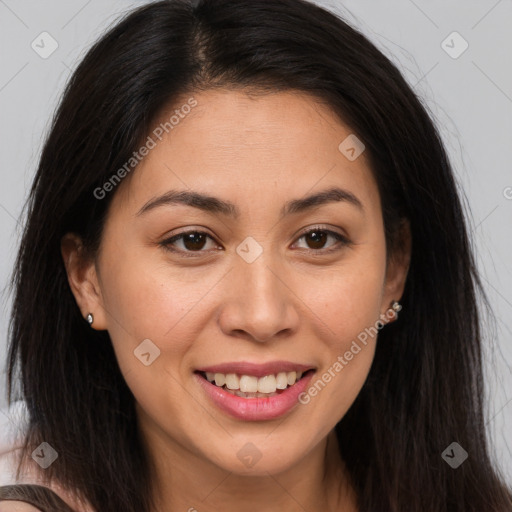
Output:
top-left (0, 484), bottom-right (78, 511)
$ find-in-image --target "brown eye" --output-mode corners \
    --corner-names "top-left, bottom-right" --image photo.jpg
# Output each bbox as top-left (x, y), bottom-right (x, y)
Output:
top-left (161, 231), bottom-right (219, 255)
top-left (181, 232), bottom-right (208, 251)
top-left (304, 230), bottom-right (328, 250)
top-left (294, 227), bottom-right (350, 253)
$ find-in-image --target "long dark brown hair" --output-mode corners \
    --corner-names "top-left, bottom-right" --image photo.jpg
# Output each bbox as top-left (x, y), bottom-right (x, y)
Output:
top-left (6, 0), bottom-right (512, 510)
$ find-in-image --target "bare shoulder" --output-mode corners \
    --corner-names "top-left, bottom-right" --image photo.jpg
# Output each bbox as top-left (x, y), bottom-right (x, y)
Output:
top-left (0, 500), bottom-right (43, 511)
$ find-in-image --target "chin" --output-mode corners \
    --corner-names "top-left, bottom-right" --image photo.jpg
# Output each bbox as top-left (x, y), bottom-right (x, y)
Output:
top-left (204, 433), bottom-right (319, 477)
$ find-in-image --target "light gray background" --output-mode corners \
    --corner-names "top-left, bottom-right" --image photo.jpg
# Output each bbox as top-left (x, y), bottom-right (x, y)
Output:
top-left (0, 0), bottom-right (511, 483)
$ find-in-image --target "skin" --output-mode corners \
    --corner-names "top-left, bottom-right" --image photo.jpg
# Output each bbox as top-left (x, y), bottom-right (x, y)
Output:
top-left (61, 89), bottom-right (411, 512)
top-left (0, 502), bottom-right (43, 512)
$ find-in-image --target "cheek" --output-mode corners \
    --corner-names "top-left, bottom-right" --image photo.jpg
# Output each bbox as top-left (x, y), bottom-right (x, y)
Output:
top-left (97, 251), bottom-right (214, 437)
top-left (96, 241), bottom-right (218, 372)
top-left (305, 254), bottom-right (386, 347)
top-left (296, 253), bottom-right (385, 413)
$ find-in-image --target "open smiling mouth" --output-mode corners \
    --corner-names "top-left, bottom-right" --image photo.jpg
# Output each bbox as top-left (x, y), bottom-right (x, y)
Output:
top-left (193, 360), bottom-right (317, 421)
top-left (196, 370), bottom-right (314, 398)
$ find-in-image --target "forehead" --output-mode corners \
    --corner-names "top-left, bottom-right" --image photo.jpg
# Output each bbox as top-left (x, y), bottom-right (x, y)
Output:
top-left (113, 89), bottom-right (380, 217)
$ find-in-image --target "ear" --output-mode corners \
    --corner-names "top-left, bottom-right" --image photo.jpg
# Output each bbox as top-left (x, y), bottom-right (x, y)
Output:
top-left (381, 218), bottom-right (411, 322)
top-left (61, 233), bottom-right (108, 330)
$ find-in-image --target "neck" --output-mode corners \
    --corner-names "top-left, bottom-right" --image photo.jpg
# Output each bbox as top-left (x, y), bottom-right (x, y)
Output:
top-left (139, 412), bottom-right (358, 512)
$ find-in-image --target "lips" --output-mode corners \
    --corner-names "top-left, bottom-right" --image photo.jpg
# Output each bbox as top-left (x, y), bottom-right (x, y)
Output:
top-left (194, 361), bottom-right (316, 421)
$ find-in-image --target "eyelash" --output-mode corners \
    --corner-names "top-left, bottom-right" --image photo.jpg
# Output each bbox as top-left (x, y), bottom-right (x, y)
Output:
top-left (160, 226), bottom-right (351, 258)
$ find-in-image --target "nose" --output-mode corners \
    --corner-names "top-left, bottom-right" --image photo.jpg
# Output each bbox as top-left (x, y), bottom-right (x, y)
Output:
top-left (217, 256), bottom-right (300, 343)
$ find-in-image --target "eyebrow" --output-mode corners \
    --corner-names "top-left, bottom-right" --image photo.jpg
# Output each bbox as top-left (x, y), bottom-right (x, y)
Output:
top-left (136, 186), bottom-right (364, 218)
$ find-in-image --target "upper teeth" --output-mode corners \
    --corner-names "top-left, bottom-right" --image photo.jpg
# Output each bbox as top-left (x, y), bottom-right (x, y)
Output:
top-left (205, 371), bottom-right (303, 393)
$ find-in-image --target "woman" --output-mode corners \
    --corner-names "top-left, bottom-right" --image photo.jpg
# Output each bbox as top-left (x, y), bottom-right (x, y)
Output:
top-left (1, 0), bottom-right (511, 510)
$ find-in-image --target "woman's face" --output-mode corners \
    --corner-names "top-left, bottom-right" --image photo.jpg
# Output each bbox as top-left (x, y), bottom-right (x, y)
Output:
top-left (64, 89), bottom-right (409, 476)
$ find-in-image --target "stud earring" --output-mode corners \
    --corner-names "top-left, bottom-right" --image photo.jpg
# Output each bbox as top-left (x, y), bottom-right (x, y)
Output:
top-left (391, 301), bottom-right (402, 320)
top-left (86, 313), bottom-right (94, 325)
